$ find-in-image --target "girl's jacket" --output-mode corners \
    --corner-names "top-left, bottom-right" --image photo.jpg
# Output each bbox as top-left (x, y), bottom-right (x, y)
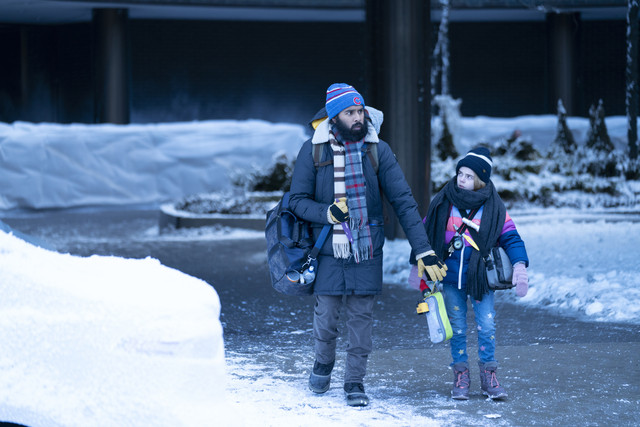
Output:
top-left (443, 204), bottom-right (528, 290)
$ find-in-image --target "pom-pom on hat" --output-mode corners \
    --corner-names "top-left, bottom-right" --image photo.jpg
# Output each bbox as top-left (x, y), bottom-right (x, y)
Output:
top-left (456, 147), bottom-right (493, 183)
top-left (325, 83), bottom-right (365, 120)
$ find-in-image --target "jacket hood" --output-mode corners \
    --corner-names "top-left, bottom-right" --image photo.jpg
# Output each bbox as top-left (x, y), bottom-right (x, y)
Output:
top-left (310, 105), bottom-right (383, 144)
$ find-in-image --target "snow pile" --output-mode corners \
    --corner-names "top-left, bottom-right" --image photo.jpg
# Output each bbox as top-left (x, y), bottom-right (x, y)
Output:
top-left (0, 230), bottom-right (229, 427)
top-left (453, 115), bottom-right (631, 153)
top-left (1, 115), bottom-right (639, 212)
top-left (0, 120), bottom-right (307, 210)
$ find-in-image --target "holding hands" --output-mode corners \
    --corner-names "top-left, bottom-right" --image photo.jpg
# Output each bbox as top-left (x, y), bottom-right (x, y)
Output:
top-left (417, 251), bottom-right (448, 282)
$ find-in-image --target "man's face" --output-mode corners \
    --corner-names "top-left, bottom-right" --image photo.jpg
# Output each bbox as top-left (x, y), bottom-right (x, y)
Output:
top-left (333, 106), bottom-right (367, 141)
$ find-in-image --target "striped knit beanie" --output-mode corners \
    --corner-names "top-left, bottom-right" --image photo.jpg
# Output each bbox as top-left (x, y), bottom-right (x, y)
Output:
top-left (325, 83), bottom-right (365, 120)
top-left (456, 147), bottom-right (493, 183)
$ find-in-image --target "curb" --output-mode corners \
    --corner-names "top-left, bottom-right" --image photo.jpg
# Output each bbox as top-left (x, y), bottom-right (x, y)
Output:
top-left (159, 209), bottom-right (266, 231)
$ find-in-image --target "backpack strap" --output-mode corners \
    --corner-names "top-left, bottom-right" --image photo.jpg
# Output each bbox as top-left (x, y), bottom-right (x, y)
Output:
top-left (300, 224), bottom-right (332, 271)
top-left (308, 225), bottom-right (331, 260)
top-left (313, 143), bottom-right (333, 169)
top-left (362, 142), bottom-right (379, 174)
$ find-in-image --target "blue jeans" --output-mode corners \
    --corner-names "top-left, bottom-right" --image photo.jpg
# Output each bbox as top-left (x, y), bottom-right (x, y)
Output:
top-left (442, 284), bottom-right (496, 365)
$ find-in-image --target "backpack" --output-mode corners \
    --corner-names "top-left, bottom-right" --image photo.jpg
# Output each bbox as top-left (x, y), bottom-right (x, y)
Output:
top-left (265, 192), bottom-right (331, 296)
top-left (265, 141), bottom-right (379, 295)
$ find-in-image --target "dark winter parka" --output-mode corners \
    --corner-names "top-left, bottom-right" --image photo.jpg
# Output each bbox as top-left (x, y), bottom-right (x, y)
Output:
top-left (289, 109), bottom-right (432, 295)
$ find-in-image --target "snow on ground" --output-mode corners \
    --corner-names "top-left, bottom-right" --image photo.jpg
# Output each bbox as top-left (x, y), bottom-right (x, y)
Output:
top-left (3, 208), bottom-right (636, 426)
top-left (0, 229), bottom-right (231, 427)
top-left (1, 115), bottom-right (639, 425)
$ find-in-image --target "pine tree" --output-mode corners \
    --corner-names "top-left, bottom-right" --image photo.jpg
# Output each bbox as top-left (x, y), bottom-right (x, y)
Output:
top-left (433, 94), bottom-right (460, 160)
top-left (435, 109), bottom-right (458, 160)
top-left (586, 99), bottom-right (614, 152)
top-left (553, 99), bottom-right (577, 154)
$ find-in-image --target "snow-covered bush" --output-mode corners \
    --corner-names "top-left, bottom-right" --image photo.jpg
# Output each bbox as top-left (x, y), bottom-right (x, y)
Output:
top-left (231, 152), bottom-right (294, 192)
top-left (430, 104), bottom-right (640, 209)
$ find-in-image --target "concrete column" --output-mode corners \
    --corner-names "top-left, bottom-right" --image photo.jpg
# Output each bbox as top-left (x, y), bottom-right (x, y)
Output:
top-left (366, 0), bottom-right (431, 239)
top-left (20, 27), bottom-right (29, 111)
top-left (547, 12), bottom-right (579, 116)
top-left (93, 8), bottom-right (130, 124)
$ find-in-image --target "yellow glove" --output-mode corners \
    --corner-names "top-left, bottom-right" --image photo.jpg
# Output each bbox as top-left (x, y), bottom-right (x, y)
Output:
top-left (417, 252), bottom-right (448, 282)
top-left (329, 197), bottom-right (349, 223)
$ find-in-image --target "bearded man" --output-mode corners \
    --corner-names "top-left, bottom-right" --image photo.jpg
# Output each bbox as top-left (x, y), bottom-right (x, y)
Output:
top-left (288, 83), bottom-right (447, 406)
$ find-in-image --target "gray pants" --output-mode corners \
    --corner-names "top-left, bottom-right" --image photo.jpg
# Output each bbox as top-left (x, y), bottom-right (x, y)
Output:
top-left (313, 294), bottom-right (376, 384)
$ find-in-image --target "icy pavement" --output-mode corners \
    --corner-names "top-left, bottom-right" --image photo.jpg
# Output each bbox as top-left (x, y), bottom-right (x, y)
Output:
top-left (2, 208), bottom-right (639, 426)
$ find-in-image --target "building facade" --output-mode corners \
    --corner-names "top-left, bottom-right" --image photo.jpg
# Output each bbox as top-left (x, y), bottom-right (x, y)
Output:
top-left (0, 0), bottom-right (631, 125)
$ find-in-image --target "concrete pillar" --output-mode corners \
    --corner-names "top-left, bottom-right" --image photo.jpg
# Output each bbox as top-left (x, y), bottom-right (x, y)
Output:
top-left (93, 8), bottom-right (130, 124)
top-left (547, 12), bottom-right (579, 116)
top-left (20, 27), bottom-right (29, 111)
top-left (366, 0), bottom-right (431, 239)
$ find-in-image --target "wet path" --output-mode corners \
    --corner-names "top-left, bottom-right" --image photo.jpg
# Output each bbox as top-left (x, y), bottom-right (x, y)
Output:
top-left (3, 209), bottom-right (639, 426)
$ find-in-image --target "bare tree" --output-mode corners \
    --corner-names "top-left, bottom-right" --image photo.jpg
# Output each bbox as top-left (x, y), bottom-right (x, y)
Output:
top-left (627, 0), bottom-right (639, 160)
top-left (430, 0), bottom-right (450, 107)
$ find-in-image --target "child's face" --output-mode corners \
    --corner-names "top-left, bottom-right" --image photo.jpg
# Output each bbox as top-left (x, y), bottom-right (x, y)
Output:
top-left (457, 166), bottom-right (477, 191)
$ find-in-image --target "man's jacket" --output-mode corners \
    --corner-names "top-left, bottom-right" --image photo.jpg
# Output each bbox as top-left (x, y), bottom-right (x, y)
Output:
top-left (289, 113), bottom-right (432, 295)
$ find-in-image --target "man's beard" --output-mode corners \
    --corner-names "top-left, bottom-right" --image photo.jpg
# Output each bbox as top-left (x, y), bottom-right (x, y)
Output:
top-left (334, 117), bottom-right (369, 142)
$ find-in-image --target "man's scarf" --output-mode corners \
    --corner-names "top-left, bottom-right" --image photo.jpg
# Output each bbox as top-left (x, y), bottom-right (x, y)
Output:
top-left (329, 127), bottom-right (373, 263)
top-left (424, 177), bottom-right (506, 300)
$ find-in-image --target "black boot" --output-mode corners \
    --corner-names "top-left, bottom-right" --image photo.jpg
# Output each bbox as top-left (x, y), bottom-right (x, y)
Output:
top-left (344, 382), bottom-right (369, 407)
top-left (308, 360), bottom-right (334, 394)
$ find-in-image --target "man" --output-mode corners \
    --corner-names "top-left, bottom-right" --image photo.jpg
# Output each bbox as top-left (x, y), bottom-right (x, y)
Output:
top-left (289, 83), bottom-right (447, 407)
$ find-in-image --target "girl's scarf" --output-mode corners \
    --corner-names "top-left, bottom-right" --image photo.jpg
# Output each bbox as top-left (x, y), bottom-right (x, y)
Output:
top-left (424, 177), bottom-right (506, 300)
top-left (329, 127), bottom-right (373, 263)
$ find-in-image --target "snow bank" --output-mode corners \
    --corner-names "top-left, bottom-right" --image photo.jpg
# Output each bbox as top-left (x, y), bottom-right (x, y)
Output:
top-left (453, 115), bottom-right (631, 152)
top-left (0, 120), bottom-right (307, 210)
top-left (1, 115), bottom-right (636, 211)
top-left (0, 230), bottom-right (229, 427)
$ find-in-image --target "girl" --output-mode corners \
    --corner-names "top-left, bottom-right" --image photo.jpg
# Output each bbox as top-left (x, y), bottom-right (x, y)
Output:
top-left (410, 147), bottom-right (529, 400)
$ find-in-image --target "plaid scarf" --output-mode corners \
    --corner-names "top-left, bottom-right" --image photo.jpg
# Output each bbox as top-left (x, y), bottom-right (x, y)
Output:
top-left (329, 128), bottom-right (373, 263)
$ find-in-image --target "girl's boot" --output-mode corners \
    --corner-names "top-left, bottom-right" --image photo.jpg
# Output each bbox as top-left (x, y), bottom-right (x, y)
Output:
top-left (478, 361), bottom-right (508, 399)
top-left (451, 362), bottom-right (470, 400)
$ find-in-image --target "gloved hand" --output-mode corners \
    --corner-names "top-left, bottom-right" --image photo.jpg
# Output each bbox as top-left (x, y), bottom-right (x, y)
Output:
top-left (328, 197), bottom-right (349, 223)
top-left (417, 251), bottom-right (448, 282)
top-left (513, 262), bottom-right (528, 297)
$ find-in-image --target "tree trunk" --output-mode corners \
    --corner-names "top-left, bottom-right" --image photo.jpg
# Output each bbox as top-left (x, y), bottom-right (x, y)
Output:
top-left (627, 0), bottom-right (639, 160)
